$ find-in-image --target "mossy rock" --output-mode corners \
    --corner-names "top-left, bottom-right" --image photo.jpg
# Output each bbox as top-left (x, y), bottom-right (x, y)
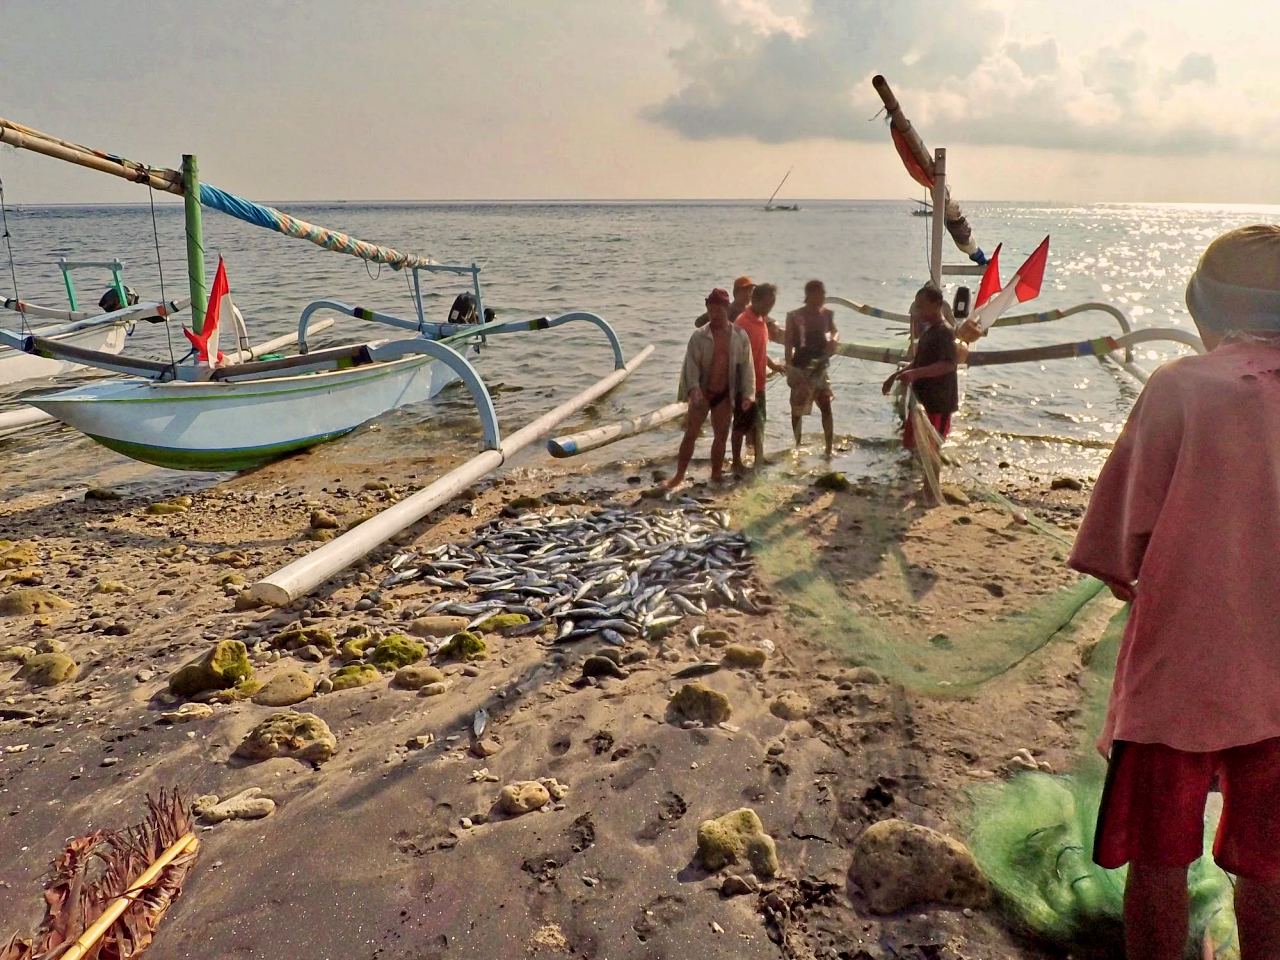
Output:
top-left (168, 640), bottom-right (253, 698)
top-left (722, 644), bottom-right (767, 669)
top-left (338, 636), bottom-right (376, 663)
top-left (147, 500), bottom-right (190, 515)
top-left (17, 652), bottom-right (78, 687)
top-left (696, 808), bottom-right (778, 877)
top-left (211, 549), bottom-right (251, 568)
top-left (700, 629), bottom-right (732, 647)
top-left (474, 613), bottom-right (530, 633)
top-left (0, 588), bottom-right (72, 616)
top-left (92, 580), bottom-right (131, 595)
top-left (209, 677), bottom-right (264, 703)
top-left (392, 663), bottom-right (445, 690)
top-left (438, 631), bottom-right (487, 662)
top-left (307, 529), bottom-right (336, 543)
top-left (330, 664), bottom-right (380, 691)
top-left (273, 625), bottom-right (337, 653)
top-left (0, 542), bottom-right (40, 570)
top-left (367, 633), bottom-right (426, 672)
top-left (1, 569), bottom-right (42, 588)
top-left (362, 479), bottom-right (391, 492)
top-left (669, 682), bottom-right (732, 725)
top-left (84, 487), bottom-right (123, 501)
top-left (813, 471), bottom-right (851, 492)
top-left (219, 572), bottom-right (247, 587)
top-left (0, 645), bottom-right (36, 665)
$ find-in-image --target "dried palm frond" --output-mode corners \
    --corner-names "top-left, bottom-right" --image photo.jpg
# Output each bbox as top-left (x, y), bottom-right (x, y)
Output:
top-left (1, 790), bottom-right (199, 960)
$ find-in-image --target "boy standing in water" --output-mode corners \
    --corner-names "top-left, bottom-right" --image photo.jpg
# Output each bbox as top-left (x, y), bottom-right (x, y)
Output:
top-left (731, 282), bottom-right (785, 474)
top-left (667, 288), bottom-right (755, 489)
top-left (1070, 225), bottom-right (1280, 960)
top-left (785, 279), bottom-right (838, 458)
top-left (881, 285), bottom-right (958, 450)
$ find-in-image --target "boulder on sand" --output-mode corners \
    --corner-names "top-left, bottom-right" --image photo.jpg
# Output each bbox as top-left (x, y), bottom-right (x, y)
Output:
top-left (847, 818), bottom-right (992, 914)
top-left (234, 712), bottom-right (336, 765)
top-left (392, 664), bottom-right (445, 690)
top-left (367, 633), bottom-right (425, 672)
top-left (253, 668), bottom-right (316, 707)
top-left (722, 644), bottom-right (767, 669)
top-left (696, 808), bottom-right (779, 877)
top-left (0, 588), bottom-right (71, 616)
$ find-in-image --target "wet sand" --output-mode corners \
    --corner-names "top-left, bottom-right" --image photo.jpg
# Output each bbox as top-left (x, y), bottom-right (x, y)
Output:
top-left (0, 448), bottom-right (1115, 960)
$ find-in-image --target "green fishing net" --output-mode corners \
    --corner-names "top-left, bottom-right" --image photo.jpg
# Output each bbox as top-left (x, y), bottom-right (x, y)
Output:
top-left (969, 608), bottom-right (1240, 957)
top-left (729, 476), bottom-right (1103, 693)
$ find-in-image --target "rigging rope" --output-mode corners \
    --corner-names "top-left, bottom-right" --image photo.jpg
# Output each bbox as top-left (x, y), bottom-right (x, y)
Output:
top-left (147, 181), bottom-right (179, 371)
top-left (0, 167), bottom-right (29, 335)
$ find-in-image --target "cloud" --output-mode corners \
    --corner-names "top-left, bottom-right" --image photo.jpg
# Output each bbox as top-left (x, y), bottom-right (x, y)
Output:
top-left (645, 0), bottom-right (1267, 155)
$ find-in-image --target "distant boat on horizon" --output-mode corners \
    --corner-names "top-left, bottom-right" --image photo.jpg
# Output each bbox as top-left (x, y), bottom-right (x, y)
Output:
top-left (763, 168), bottom-right (799, 212)
top-left (910, 196), bottom-right (932, 217)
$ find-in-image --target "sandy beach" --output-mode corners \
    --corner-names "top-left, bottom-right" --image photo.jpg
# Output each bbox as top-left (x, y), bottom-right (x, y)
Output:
top-left (0, 447), bottom-right (1117, 960)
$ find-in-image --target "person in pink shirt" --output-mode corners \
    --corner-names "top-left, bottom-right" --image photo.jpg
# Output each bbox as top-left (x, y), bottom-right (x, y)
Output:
top-left (1069, 225), bottom-right (1280, 960)
top-left (731, 283), bottom-right (785, 474)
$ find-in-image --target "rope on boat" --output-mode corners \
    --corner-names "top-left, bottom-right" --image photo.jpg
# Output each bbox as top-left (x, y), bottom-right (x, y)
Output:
top-left (198, 184), bottom-right (436, 271)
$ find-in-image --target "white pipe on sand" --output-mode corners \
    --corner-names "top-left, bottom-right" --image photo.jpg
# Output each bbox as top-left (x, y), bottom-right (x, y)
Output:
top-left (547, 399), bottom-right (687, 458)
top-left (249, 344), bottom-right (655, 607)
top-left (0, 321), bottom-right (335, 441)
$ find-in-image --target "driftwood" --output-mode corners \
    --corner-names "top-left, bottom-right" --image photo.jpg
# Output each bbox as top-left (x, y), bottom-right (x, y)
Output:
top-left (1, 790), bottom-right (199, 960)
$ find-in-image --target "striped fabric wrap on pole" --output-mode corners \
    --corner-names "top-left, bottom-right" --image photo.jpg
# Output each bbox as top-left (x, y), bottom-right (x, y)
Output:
top-left (199, 185), bottom-right (435, 271)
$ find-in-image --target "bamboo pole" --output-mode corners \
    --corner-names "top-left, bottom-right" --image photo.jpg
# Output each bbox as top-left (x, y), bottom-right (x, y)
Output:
top-left (547, 399), bottom-right (688, 458)
top-left (249, 344), bottom-right (655, 606)
top-left (57, 833), bottom-right (199, 960)
top-left (929, 148), bottom-right (946, 293)
top-left (181, 156), bottom-right (207, 334)
top-left (0, 120), bottom-right (182, 195)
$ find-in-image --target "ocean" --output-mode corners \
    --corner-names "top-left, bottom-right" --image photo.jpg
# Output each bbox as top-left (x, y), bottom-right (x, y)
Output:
top-left (2, 199), bottom-right (1278, 496)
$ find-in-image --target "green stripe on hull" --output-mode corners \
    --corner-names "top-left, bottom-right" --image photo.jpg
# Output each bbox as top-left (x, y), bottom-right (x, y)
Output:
top-left (86, 428), bottom-right (356, 472)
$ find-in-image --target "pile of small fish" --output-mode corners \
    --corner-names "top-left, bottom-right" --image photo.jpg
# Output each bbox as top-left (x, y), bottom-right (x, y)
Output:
top-left (382, 503), bottom-right (761, 645)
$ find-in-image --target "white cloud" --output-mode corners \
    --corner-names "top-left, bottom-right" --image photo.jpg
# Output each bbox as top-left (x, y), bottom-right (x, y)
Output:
top-left (645, 0), bottom-right (1272, 155)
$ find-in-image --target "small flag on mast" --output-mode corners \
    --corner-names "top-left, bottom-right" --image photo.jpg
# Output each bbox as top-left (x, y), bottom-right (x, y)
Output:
top-left (969, 236), bottom-right (1050, 336)
top-left (183, 256), bottom-right (231, 365)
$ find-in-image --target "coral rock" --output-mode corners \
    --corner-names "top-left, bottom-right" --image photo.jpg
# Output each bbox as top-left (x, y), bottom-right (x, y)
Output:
top-left (722, 644), bottom-right (767, 669)
top-left (770, 690), bottom-right (812, 721)
top-left (392, 664), bottom-right (445, 690)
top-left (193, 787), bottom-right (276, 823)
top-left (233, 712), bottom-right (336, 765)
top-left (498, 780), bottom-right (551, 816)
top-left (848, 818), bottom-right (992, 914)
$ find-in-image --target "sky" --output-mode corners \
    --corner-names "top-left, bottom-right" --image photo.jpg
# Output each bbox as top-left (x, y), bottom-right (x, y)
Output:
top-left (2, 0), bottom-right (1276, 204)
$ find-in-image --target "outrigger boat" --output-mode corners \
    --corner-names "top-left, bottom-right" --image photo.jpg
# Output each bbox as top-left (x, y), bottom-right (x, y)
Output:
top-left (0, 118), bottom-right (635, 472)
top-left (0, 258), bottom-right (186, 387)
top-left (763, 167), bottom-right (800, 212)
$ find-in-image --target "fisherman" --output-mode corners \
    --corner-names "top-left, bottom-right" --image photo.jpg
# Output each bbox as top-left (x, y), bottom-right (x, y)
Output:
top-left (881, 285), bottom-right (959, 450)
top-left (667, 288), bottom-right (755, 488)
top-left (784, 279), bottom-right (838, 458)
top-left (731, 282), bottom-right (785, 474)
top-left (1069, 225), bottom-right (1280, 960)
top-left (696, 276), bottom-right (754, 327)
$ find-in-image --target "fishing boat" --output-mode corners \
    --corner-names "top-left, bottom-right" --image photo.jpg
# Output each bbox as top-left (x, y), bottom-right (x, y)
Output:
top-left (0, 118), bottom-right (636, 472)
top-left (763, 168), bottom-right (800, 212)
top-left (910, 198), bottom-right (932, 217)
top-left (0, 258), bottom-right (184, 387)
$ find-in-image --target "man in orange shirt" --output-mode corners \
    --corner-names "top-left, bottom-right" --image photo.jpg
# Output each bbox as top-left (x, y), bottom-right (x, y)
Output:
top-left (731, 283), bottom-right (784, 474)
top-left (696, 276), bottom-right (755, 327)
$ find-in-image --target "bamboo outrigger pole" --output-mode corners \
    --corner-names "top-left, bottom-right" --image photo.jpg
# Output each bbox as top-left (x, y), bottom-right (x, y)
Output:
top-left (181, 155), bottom-right (207, 333)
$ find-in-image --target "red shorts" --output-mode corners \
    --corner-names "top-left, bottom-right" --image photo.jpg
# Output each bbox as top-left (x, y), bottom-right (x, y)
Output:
top-left (1094, 738), bottom-right (1280, 882)
top-left (902, 412), bottom-right (951, 451)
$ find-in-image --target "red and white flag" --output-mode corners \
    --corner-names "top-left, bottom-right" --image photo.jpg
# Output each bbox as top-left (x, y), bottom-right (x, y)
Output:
top-left (974, 242), bottom-right (1003, 310)
top-left (184, 256), bottom-right (232, 365)
top-left (970, 236), bottom-right (1050, 334)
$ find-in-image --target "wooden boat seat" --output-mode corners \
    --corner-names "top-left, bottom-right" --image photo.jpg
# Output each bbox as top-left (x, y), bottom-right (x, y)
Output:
top-left (210, 343), bottom-right (374, 381)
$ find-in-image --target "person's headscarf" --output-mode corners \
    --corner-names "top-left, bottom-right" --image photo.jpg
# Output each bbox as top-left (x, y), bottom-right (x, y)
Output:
top-left (1185, 224), bottom-right (1280, 334)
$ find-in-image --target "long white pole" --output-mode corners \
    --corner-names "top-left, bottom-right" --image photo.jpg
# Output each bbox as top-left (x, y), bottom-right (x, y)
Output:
top-left (547, 399), bottom-right (687, 458)
top-left (249, 344), bottom-right (655, 606)
top-left (0, 321), bottom-right (333, 441)
top-left (929, 148), bottom-right (946, 292)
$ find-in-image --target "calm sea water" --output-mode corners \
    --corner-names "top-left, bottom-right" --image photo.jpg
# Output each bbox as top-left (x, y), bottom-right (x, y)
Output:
top-left (2, 200), bottom-right (1278, 495)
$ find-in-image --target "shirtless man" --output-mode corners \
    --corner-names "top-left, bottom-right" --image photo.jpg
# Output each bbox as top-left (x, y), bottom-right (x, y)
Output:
top-left (667, 288), bottom-right (755, 488)
top-left (784, 279), bottom-right (839, 458)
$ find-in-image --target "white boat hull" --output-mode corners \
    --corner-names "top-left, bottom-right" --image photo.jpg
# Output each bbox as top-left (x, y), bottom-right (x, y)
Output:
top-left (0, 320), bottom-right (126, 387)
top-left (26, 346), bottom-right (474, 471)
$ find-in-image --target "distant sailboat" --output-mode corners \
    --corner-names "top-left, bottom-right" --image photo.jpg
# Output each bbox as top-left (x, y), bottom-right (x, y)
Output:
top-left (763, 168), bottom-right (799, 212)
top-left (910, 196), bottom-right (932, 217)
